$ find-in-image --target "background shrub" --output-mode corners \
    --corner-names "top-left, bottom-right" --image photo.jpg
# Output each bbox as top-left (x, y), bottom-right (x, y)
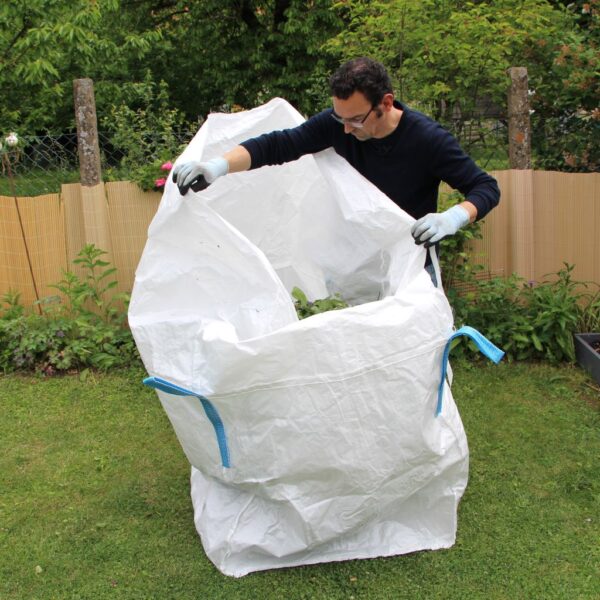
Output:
top-left (0, 245), bottom-right (139, 375)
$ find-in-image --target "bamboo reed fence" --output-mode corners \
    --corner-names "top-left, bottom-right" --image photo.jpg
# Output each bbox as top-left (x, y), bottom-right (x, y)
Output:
top-left (1, 170), bottom-right (598, 309)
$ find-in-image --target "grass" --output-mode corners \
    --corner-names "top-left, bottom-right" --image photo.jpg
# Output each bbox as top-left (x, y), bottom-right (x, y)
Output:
top-left (0, 168), bottom-right (81, 197)
top-left (0, 166), bottom-right (133, 197)
top-left (1, 362), bottom-right (598, 599)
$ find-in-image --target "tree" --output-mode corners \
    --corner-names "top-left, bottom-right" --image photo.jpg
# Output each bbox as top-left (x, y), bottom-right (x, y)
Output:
top-left (327, 1), bottom-right (561, 117)
top-left (0, 0), bottom-right (162, 132)
top-left (325, 0), bottom-right (598, 171)
top-left (526, 0), bottom-right (599, 171)
top-left (2, 0), bottom-right (594, 172)
top-left (1, 1), bottom-right (344, 132)
top-left (143, 0), bottom-right (343, 118)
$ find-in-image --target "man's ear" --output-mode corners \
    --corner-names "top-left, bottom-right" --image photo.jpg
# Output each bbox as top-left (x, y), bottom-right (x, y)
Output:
top-left (381, 93), bottom-right (395, 111)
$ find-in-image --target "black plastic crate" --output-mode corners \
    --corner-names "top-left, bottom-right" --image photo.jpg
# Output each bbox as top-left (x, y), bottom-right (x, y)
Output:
top-left (573, 333), bottom-right (600, 387)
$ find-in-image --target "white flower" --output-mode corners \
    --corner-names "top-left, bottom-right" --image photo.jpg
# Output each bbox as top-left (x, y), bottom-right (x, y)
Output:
top-left (5, 132), bottom-right (18, 147)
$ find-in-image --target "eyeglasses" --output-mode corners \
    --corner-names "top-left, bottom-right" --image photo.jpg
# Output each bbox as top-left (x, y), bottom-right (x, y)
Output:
top-left (330, 105), bottom-right (374, 129)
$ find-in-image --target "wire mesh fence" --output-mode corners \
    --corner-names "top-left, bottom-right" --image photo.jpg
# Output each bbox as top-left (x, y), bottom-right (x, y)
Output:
top-left (0, 134), bottom-right (79, 196)
top-left (98, 130), bottom-right (196, 186)
top-left (0, 131), bottom-right (196, 197)
top-left (439, 110), bottom-right (509, 171)
top-left (0, 117), bottom-right (508, 198)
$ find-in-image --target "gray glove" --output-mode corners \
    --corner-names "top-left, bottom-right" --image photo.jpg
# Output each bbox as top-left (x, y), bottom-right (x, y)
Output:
top-left (172, 157), bottom-right (229, 195)
top-left (411, 205), bottom-right (470, 247)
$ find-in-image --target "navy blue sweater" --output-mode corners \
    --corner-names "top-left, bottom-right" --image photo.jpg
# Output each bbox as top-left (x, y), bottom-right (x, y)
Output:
top-left (241, 101), bottom-right (500, 221)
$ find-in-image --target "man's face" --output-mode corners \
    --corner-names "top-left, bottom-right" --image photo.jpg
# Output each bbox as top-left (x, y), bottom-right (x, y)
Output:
top-left (331, 91), bottom-right (381, 141)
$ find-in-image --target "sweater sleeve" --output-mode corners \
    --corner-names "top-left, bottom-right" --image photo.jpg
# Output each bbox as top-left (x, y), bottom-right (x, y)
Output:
top-left (429, 127), bottom-right (500, 220)
top-left (240, 110), bottom-right (335, 169)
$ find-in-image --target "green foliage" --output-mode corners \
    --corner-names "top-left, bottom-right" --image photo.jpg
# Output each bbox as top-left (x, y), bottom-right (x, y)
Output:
top-left (527, 0), bottom-right (600, 171)
top-left (150, 0), bottom-right (342, 118)
top-left (1, 0), bottom-right (596, 178)
top-left (50, 244), bottom-right (120, 319)
top-left (0, 245), bottom-right (138, 375)
top-left (578, 288), bottom-right (600, 332)
top-left (0, 166), bottom-right (80, 196)
top-left (0, 290), bottom-right (24, 320)
top-left (2, 0), bottom-right (595, 174)
top-left (453, 274), bottom-right (535, 361)
top-left (292, 286), bottom-right (348, 319)
top-left (329, 1), bottom-right (559, 120)
top-left (521, 264), bottom-right (585, 361)
top-left (0, 0), bottom-right (163, 133)
top-left (448, 263), bottom-right (598, 364)
top-left (101, 74), bottom-right (190, 189)
top-left (129, 158), bottom-right (172, 192)
top-left (1, 1), bottom-right (342, 137)
top-left (328, 0), bottom-right (597, 172)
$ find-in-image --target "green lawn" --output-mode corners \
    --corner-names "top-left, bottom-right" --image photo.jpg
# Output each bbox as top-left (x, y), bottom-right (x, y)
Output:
top-left (1, 362), bottom-right (598, 599)
top-left (0, 168), bottom-right (81, 197)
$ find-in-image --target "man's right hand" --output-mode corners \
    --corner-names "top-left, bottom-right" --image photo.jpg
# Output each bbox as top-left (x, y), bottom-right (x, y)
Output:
top-left (172, 157), bottom-right (229, 195)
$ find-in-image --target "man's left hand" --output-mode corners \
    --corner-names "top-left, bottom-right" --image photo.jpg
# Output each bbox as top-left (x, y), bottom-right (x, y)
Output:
top-left (411, 205), bottom-right (471, 247)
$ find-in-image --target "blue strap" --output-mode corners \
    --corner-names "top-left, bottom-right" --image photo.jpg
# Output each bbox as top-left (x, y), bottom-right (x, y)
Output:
top-left (143, 376), bottom-right (231, 468)
top-left (437, 326), bottom-right (505, 416)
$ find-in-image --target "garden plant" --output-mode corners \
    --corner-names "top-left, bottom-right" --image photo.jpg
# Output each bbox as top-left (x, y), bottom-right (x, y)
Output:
top-left (0, 245), bottom-right (138, 376)
top-left (1, 234), bottom-right (599, 376)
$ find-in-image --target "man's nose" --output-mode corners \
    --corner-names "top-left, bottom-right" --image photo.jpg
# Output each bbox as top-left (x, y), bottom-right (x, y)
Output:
top-left (344, 122), bottom-right (355, 134)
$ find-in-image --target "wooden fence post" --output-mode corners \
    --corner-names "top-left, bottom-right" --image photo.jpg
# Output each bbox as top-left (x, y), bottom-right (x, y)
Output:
top-left (73, 78), bottom-right (112, 261)
top-left (506, 67), bottom-right (534, 282)
top-left (507, 67), bottom-right (531, 170)
top-left (74, 78), bottom-right (102, 185)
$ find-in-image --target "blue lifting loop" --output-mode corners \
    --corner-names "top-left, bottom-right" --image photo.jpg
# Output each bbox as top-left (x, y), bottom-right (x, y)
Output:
top-left (436, 326), bottom-right (505, 416)
top-left (143, 376), bottom-right (231, 468)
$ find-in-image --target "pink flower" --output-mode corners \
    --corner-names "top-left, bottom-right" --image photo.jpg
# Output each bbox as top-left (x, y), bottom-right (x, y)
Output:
top-left (154, 177), bottom-right (167, 188)
top-left (161, 161), bottom-right (173, 171)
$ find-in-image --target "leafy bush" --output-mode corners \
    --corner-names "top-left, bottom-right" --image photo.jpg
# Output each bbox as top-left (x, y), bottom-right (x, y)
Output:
top-left (451, 274), bottom-right (535, 361)
top-left (578, 288), bottom-right (600, 333)
top-left (447, 262), bottom-right (598, 363)
top-left (100, 73), bottom-right (194, 191)
top-left (0, 245), bottom-right (139, 375)
top-left (521, 265), bottom-right (585, 362)
top-left (436, 189), bottom-right (597, 362)
top-left (527, 0), bottom-right (599, 172)
top-left (0, 290), bottom-right (24, 320)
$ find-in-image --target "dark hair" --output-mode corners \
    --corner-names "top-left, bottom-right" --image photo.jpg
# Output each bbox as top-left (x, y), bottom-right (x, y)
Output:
top-left (329, 57), bottom-right (393, 106)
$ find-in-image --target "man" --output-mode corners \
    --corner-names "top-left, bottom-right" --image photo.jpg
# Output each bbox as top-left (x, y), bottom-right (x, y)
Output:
top-left (173, 57), bottom-right (500, 272)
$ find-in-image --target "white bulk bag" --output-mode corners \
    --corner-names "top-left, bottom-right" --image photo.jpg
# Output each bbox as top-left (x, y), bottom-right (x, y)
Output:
top-left (129, 98), bottom-right (480, 577)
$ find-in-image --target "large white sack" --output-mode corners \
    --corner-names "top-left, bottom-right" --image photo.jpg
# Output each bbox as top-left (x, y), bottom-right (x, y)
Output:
top-left (129, 98), bottom-right (469, 577)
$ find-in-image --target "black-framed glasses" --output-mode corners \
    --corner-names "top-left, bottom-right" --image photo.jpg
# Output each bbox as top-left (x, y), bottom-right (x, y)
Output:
top-left (330, 105), bottom-right (374, 129)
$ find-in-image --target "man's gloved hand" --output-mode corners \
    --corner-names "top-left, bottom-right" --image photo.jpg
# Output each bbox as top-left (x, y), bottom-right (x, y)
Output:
top-left (171, 157), bottom-right (229, 195)
top-left (411, 205), bottom-right (471, 247)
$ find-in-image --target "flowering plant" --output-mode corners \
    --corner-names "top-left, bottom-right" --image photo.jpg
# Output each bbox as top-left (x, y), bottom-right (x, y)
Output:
top-left (132, 157), bottom-right (175, 192)
top-left (154, 161), bottom-right (173, 189)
